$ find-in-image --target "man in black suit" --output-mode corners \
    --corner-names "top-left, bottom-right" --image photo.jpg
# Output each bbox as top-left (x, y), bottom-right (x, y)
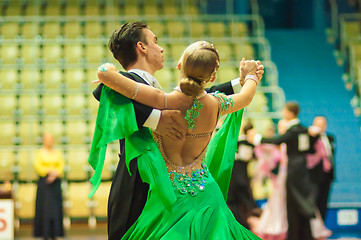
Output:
top-left (309, 116), bottom-right (336, 221)
top-left (251, 102), bottom-right (316, 240)
top-left (93, 22), bottom-right (260, 239)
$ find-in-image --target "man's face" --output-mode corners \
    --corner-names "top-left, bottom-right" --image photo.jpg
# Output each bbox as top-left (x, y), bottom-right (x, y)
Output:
top-left (143, 28), bottom-right (164, 73)
top-left (313, 117), bottom-right (327, 133)
top-left (282, 108), bottom-right (294, 120)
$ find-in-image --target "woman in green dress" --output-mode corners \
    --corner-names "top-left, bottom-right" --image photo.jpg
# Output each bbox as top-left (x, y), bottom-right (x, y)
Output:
top-left (90, 41), bottom-right (263, 239)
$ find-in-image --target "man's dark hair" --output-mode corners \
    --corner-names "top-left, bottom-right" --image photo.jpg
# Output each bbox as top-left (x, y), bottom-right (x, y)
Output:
top-left (285, 101), bottom-right (300, 117)
top-left (243, 122), bottom-right (253, 135)
top-left (108, 22), bottom-right (148, 69)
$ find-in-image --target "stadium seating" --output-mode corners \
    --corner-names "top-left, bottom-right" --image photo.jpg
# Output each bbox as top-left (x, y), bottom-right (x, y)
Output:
top-left (0, 0), bottom-right (282, 223)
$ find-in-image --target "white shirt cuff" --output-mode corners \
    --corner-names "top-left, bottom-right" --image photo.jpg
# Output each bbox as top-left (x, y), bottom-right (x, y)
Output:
top-left (143, 109), bottom-right (161, 130)
top-left (231, 78), bottom-right (241, 93)
top-left (253, 134), bottom-right (262, 146)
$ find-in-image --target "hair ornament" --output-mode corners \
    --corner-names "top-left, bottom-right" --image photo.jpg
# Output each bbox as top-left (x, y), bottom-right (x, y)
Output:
top-left (202, 41), bottom-right (206, 47)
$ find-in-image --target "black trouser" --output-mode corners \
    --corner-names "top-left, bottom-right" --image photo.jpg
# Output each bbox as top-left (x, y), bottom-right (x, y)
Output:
top-left (107, 156), bottom-right (149, 240)
top-left (286, 185), bottom-right (313, 240)
top-left (315, 178), bottom-right (332, 220)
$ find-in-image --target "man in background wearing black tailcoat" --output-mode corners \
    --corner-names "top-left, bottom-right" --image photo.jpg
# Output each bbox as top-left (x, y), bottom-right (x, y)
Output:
top-left (250, 102), bottom-right (316, 240)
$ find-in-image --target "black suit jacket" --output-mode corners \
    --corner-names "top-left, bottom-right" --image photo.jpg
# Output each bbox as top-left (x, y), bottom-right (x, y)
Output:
top-left (92, 71), bottom-right (237, 239)
top-left (261, 123), bottom-right (316, 218)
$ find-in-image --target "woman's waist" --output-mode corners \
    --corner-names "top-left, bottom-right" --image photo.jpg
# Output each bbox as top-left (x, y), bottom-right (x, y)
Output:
top-left (169, 162), bottom-right (216, 197)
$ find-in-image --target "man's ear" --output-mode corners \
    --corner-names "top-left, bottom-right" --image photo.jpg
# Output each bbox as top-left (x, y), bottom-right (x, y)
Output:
top-left (177, 62), bottom-right (181, 70)
top-left (136, 42), bottom-right (147, 54)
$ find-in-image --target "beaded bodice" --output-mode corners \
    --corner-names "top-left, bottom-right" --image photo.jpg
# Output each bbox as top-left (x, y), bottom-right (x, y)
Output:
top-left (153, 133), bottom-right (210, 197)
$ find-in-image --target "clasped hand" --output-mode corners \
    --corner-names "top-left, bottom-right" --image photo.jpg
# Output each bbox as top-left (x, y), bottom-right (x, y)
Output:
top-left (239, 58), bottom-right (264, 86)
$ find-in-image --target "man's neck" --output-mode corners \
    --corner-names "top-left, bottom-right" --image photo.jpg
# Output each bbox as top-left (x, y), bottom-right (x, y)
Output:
top-left (126, 60), bottom-right (155, 76)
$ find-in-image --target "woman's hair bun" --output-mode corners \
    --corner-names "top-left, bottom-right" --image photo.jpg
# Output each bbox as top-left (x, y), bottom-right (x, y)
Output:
top-left (179, 77), bottom-right (203, 98)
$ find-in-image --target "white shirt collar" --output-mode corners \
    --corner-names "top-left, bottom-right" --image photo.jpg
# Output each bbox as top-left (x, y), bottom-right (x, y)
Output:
top-left (286, 118), bottom-right (300, 130)
top-left (128, 69), bottom-right (161, 89)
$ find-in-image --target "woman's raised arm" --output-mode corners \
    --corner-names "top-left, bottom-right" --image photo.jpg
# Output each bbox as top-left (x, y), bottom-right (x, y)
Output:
top-left (97, 63), bottom-right (167, 109)
top-left (220, 60), bottom-right (261, 115)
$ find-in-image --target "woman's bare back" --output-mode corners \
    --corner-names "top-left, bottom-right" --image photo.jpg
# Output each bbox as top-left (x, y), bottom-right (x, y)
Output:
top-left (156, 90), bottom-right (221, 171)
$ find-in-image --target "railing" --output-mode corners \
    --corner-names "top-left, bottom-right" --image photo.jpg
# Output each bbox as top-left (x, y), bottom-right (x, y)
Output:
top-left (327, 0), bottom-right (339, 44)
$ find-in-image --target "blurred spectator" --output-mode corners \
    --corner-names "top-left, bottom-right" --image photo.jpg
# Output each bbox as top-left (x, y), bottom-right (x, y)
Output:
top-left (309, 116), bottom-right (336, 221)
top-left (33, 133), bottom-right (65, 240)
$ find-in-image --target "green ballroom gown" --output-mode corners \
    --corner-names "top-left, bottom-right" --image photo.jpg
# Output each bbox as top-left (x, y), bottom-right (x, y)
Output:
top-left (88, 86), bottom-right (262, 240)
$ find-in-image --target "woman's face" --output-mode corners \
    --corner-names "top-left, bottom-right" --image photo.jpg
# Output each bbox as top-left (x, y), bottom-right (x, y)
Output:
top-left (42, 133), bottom-right (54, 148)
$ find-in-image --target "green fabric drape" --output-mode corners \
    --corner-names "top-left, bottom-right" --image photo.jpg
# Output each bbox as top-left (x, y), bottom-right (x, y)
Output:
top-left (205, 108), bottom-right (244, 200)
top-left (88, 86), bottom-right (176, 208)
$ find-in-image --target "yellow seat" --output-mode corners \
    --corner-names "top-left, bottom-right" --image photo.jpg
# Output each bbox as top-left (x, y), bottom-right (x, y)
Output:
top-left (65, 120), bottom-right (88, 144)
top-left (208, 22), bottom-right (227, 38)
top-left (66, 148), bottom-right (89, 181)
top-left (215, 43), bottom-right (233, 62)
top-left (93, 181), bottom-right (111, 217)
top-left (41, 95), bottom-right (64, 115)
top-left (169, 43), bottom-right (188, 62)
top-left (19, 69), bottom-right (41, 90)
top-left (16, 183), bottom-right (37, 219)
top-left (0, 95), bottom-right (16, 116)
top-left (247, 92), bottom-right (268, 113)
top-left (187, 5), bottom-right (198, 15)
top-left (85, 6), bottom-right (99, 15)
top-left (85, 44), bottom-right (104, 64)
top-left (42, 22), bottom-right (61, 39)
top-left (21, 22), bottom-right (40, 39)
top-left (42, 44), bottom-right (62, 64)
top-left (344, 21), bottom-right (361, 40)
top-left (154, 68), bottom-right (175, 91)
top-left (17, 149), bottom-right (38, 181)
top-left (124, 6), bottom-right (139, 15)
top-left (102, 149), bottom-right (117, 181)
top-left (63, 21), bottom-right (82, 39)
top-left (64, 5), bottom-right (80, 15)
top-left (18, 95), bottom-right (40, 116)
top-left (42, 69), bottom-right (63, 89)
top-left (0, 150), bottom-right (15, 181)
top-left (64, 94), bottom-right (86, 115)
top-left (0, 44), bottom-right (19, 64)
top-left (0, 122), bottom-right (16, 145)
top-left (4, 5), bottom-right (21, 15)
top-left (189, 21), bottom-right (206, 38)
top-left (166, 21), bottom-right (186, 38)
top-left (234, 43), bottom-right (255, 61)
top-left (230, 22), bottom-right (248, 37)
top-left (20, 44), bottom-right (40, 64)
top-left (146, 21), bottom-right (166, 36)
top-left (88, 93), bottom-right (99, 115)
top-left (44, 6), bottom-right (60, 16)
top-left (41, 121), bottom-right (64, 144)
top-left (65, 182), bottom-right (91, 218)
top-left (64, 69), bottom-right (85, 89)
top-left (144, 6), bottom-right (159, 15)
top-left (1, 22), bottom-right (20, 39)
top-left (84, 22), bottom-right (104, 38)
top-left (0, 69), bottom-right (18, 90)
top-left (18, 121), bottom-right (41, 145)
top-left (163, 5), bottom-right (178, 15)
top-left (64, 44), bottom-right (83, 64)
top-left (217, 67), bottom-right (238, 83)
